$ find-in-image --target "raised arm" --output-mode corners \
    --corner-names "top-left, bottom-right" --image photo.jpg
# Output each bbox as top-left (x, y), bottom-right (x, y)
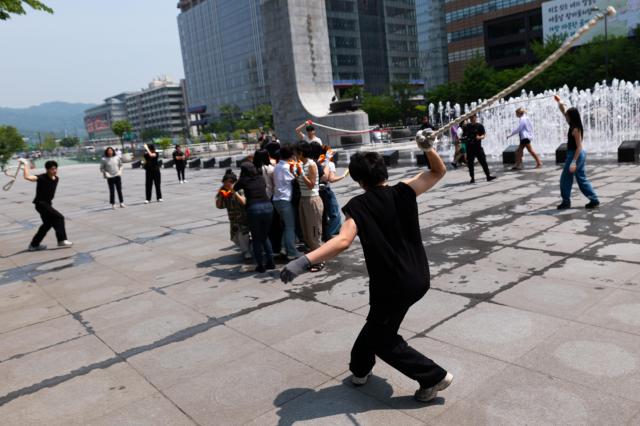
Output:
top-left (21, 160), bottom-right (37, 182)
top-left (554, 95), bottom-right (567, 115)
top-left (404, 133), bottom-right (446, 196)
top-left (295, 122), bottom-right (306, 141)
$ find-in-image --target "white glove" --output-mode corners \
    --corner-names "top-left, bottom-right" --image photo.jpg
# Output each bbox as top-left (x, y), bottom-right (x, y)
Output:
top-left (19, 158), bottom-right (30, 166)
top-left (416, 129), bottom-right (435, 151)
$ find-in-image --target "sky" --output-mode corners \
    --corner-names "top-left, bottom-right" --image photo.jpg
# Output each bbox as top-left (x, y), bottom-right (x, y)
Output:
top-left (0, 0), bottom-right (185, 108)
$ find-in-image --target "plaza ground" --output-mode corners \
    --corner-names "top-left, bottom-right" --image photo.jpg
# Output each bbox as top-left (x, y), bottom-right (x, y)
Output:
top-left (1, 160), bottom-right (640, 425)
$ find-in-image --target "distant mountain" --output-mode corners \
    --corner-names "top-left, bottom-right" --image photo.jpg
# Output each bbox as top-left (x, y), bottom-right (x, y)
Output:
top-left (0, 102), bottom-right (96, 141)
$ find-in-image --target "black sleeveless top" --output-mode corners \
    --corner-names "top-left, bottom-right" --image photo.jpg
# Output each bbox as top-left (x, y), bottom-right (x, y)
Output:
top-left (567, 126), bottom-right (582, 151)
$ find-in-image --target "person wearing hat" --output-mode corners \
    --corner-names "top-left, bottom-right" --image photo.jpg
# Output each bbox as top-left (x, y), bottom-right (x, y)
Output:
top-left (507, 107), bottom-right (543, 170)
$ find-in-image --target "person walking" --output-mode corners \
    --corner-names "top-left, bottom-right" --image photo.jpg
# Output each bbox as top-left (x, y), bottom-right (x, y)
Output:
top-left (318, 144), bottom-right (347, 240)
top-left (216, 169), bottom-right (251, 260)
top-left (554, 95), bottom-right (600, 210)
top-left (22, 160), bottom-right (73, 251)
top-left (507, 107), bottom-right (543, 170)
top-left (234, 162), bottom-right (275, 273)
top-left (280, 139), bottom-right (452, 402)
top-left (297, 141), bottom-right (324, 272)
top-left (143, 143), bottom-right (163, 203)
top-left (450, 123), bottom-right (466, 169)
top-left (173, 144), bottom-right (188, 183)
top-left (100, 147), bottom-right (125, 209)
top-left (462, 114), bottom-right (496, 184)
top-left (273, 145), bottom-right (302, 261)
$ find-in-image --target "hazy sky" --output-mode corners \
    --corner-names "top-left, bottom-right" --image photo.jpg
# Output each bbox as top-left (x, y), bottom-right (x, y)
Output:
top-left (0, 0), bottom-right (184, 108)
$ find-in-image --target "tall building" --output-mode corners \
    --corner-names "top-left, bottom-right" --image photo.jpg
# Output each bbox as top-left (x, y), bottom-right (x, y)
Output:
top-left (84, 93), bottom-right (129, 142)
top-left (177, 0), bottom-right (422, 117)
top-left (124, 77), bottom-right (189, 138)
top-left (416, 0), bottom-right (449, 90)
top-left (445, 0), bottom-right (543, 81)
top-left (177, 0), bottom-right (268, 118)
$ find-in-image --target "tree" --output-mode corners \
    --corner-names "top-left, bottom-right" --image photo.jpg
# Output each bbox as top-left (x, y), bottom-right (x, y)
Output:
top-left (0, 125), bottom-right (26, 169)
top-left (157, 137), bottom-right (172, 151)
top-left (111, 120), bottom-right (133, 151)
top-left (59, 136), bottom-right (79, 148)
top-left (361, 94), bottom-right (401, 126)
top-left (140, 128), bottom-right (168, 142)
top-left (0, 0), bottom-right (52, 20)
top-left (41, 134), bottom-right (57, 152)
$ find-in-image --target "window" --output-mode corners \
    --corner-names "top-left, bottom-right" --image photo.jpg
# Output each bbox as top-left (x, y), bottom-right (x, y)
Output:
top-left (329, 18), bottom-right (356, 31)
top-left (448, 25), bottom-right (483, 42)
top-left (335, 36), bottom-right (358, 49)
top-left (337, 54), bottom-right (358, 66)
top-left (446, 0), bottom-right (538, 24)
top-left (448, 47), bottom-right (485, 62)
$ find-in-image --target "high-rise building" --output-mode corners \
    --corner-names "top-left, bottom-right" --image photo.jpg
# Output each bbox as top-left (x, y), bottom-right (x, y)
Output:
top-left (444, 0), bottom-right (543, 81)
top-left (416, 0), bottom-right (449, 90)
top-left (177, 0), bottom-right (422, 117)
top-left (177, 0), bottom-right (268, 118)
top-left (125, 77), bottom-right (189, 138)
top-left (84, 93), bottom-right (129, 142)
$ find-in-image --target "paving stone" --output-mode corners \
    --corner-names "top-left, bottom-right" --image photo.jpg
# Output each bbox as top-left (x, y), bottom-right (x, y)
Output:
top-left (517, 323), bottom-right (640, 401)
top-left (517, 230), bottom-right (599, 254)
top-left (543, 258), bottom-right (640, 289)
top-left (163, 347), bottom-right (330, 426)
top-left (576, 289), bottom-right (640, 335)
top-left (434, 365), bottom-right (640, 425)
top-left (83, 393), bottom-right (195, 426)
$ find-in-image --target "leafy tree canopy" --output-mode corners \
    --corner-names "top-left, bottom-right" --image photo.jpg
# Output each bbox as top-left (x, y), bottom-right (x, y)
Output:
top-left (0, 0), bottom-right (53, 20)
top-left (0, 125), bottom-right (26, 169)
top-left (59, 136), bottom-right (80, 148)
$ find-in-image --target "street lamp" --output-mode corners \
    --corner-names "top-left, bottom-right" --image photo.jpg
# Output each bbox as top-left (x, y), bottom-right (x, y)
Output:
top-left (591, 6), bottom-right (609, 82)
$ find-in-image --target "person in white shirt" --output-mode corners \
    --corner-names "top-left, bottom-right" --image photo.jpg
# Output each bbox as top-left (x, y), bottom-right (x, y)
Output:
top-left (272, 145), bottom-right (302, 260)
top-left (296, 121), bottom-right (323, 145)
top-left (507, 108), bottom-right (543, 170)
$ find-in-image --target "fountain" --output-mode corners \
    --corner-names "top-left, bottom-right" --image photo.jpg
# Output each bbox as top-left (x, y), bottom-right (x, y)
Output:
top-left (427, 80), bottom-right (640, 158)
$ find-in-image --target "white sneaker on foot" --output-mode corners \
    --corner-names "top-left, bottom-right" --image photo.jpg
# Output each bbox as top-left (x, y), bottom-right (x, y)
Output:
top-left (28, 244), bottom-right (47, 251)
top-left (414, 372), bottom-right (453, 402)
top-left (183, 180), bottom-right (189, 183)
top-left (179, 180), bottom-right (183, 184)
top-left (351, 371), bottom-right (372, 386)
top-left (57, 240), bottom-right (73, 248)
top-left (111, 204), bottom-right (116, 210)
top-left (144, 200), bottom-right (150, 204)
top-left (120, 203), bottom-right (126, 208)
top-left (158, 198), bottom-right (163, 202)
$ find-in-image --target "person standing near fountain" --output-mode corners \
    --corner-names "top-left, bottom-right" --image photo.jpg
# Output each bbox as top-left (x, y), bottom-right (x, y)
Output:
top-left (507, 108), bottom-right (543, 170)
top-left (462, 114), bottom-right (496, 184)
top-left (554, 96), bottom-right (600, 210)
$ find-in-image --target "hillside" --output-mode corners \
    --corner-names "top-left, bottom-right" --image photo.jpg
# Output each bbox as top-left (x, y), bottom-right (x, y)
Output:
top-left (0, 101), bottom-right (96, 139)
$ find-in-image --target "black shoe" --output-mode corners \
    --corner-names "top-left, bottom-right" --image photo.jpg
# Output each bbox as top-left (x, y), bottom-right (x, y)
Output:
top-left (255, 265), bottom-right (266, 273)
top-left (469, 178), bottom-right (475, 184)
top-left (585, 200), bottom-right (600, 209)
top-left (451, 162), bottom-right (458, 169)
top-left (265, 262), bottom-right (276, 270)
top-left (487, 176), bottom-right (497, 182)
top-left (557, 202), bottom-right (571, 210)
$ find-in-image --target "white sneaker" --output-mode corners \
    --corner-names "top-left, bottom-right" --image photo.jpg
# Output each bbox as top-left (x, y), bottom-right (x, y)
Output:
top-left (144, 200), bottom-right (150, 204)
top-left (111, 204), bottom-right (116, 210)
top-left (179, 180), bottom-right (183, 184)
top-left (351, 371), bottom-right (372, 386)
top-left (57, 240), bottom-right (73, 248)
top-left (414, 372), bottom-right (453, 402)
top-left (158, 198), bottom-right (163, 202)
top-left (183, 180), bottom-right (189, 183)
top-left (28, 244), bottom-right (47, 251)
top-left (120, 203), bottom-right (126, 208)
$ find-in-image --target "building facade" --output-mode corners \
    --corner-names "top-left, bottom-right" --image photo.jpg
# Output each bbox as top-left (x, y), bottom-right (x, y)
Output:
top-left (83, 93), bottom-right (129, 142)
top-left (444, 0), bottom-right (543, 81)
top-left (177, 0), bottom-right (269, 118)
top-left (416, 0), bottom-right (449, 90)
top-left (484, 8), bottom-right (543, 70)
top-left (177, 0), bottom-right (422, 117)
top-left (124, 77), bottom-right (188, 138)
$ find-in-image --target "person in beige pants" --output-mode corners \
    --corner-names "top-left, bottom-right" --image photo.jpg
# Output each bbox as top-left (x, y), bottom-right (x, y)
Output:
top-left (296, 141), bottom-right (324, 272)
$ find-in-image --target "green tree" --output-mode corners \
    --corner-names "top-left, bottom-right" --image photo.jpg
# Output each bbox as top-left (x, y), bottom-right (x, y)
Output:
top-left (362, 94), bottom-right (401, 126)
top-left (157, 137), bottom-right (172, 151)
top-left (140, 128), bottom-right (168, 142)
top-left (41, 134), bottom-right (57, 152)
top-left (0, 125), bottom-right (26, 169)
top-left (59, 136), bottom-right (80, 148)
top-left (203, 133), bottom-right (214, 143)
top-left (111, 120), bottom-right (133, 151)
top-left (0, 0), bottom-right (52, 20)
top-left (253, 104), bottom-right (273, 130)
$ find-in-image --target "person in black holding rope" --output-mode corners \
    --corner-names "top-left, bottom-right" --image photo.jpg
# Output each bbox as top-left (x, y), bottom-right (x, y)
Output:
top-left (22, 160), bottom-right (73, 251)
top-left (280, 134), bottom-right (453, 403)
top-left (462, 114), bottom-right (496, 184)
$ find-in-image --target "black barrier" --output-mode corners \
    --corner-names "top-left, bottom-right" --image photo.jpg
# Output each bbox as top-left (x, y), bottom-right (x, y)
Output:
top-left (131, 160), bottom-right (142, 169)
top-left (416, 151), bottom-right (430, 168)
top-left (618, 140), bottom-right (640, 163)
top-left (218, 157), bottom-right (232, 168)
top-left (502, 145), bottom-right (519, 164)
top-left (163, 159), bottom-right (175, 168)
top-left (382, 150), bottom-right (399, 166)
top-left (203, 158), bottom-right (217, 169)
top-left (188, 158), bottom-right (201, 169)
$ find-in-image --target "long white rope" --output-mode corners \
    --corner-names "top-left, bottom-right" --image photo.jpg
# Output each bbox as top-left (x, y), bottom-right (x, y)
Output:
top-left (2, 161), bottom-right (24, 191)
top-left (427, 6), bottom-right (617, 144)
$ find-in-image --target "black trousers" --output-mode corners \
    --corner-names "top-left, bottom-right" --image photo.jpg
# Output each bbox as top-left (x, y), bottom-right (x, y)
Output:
top-left (176, 164), bottom-right (186, 181)
top-left (107, 176), bottom-right (124, 204)
top-left (350, 304), bottom-right (447, 388)
top-left (31, 202), bottom-right (67, 246)
top-left (268, 203), bottom-right (283, 254)
top-left (467, 144), bottom-right (491, 180)
top-left (145, 169), bottom-right (162, 201)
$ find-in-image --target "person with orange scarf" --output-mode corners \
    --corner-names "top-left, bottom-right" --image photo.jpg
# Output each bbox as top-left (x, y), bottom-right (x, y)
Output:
top-left (215, 169), bottom-right (251, 260)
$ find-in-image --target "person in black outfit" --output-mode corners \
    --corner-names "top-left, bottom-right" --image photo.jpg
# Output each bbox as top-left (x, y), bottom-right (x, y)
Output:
top-left (280, 141), bottom-right (453, 403)
top-left (173, 144), bottom-right (188, 184)
top-left (419, 115), bottom-right (434, 131)
top-left (462, 114), bottom-right (496, 184)
top-left (235, 162), bottom-right (275, 273)
top-left (143, 143), bottom-right (163, 203)
top-left (21, 160), bottom-right (73, 251)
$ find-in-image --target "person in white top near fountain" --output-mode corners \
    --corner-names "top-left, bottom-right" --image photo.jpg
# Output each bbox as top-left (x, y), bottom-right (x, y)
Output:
top-left (507, 107), bottom-right (543, 170)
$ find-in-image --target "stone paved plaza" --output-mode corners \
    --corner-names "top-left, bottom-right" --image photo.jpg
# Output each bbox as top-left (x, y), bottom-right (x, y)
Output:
top-left (1, 160), bottom-right (640, 425)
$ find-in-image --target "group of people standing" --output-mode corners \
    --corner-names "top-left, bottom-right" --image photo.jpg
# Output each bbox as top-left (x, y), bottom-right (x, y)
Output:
top-left (97, 144), bottom-right (191, 208)
top-left (216, 123), bottom-right (347, 273)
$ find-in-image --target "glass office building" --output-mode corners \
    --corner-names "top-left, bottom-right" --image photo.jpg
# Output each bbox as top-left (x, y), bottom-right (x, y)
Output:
top-left (416, 0), bottom-right (449, 90)
top-left (177, 0), bottom-right (268, 118)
